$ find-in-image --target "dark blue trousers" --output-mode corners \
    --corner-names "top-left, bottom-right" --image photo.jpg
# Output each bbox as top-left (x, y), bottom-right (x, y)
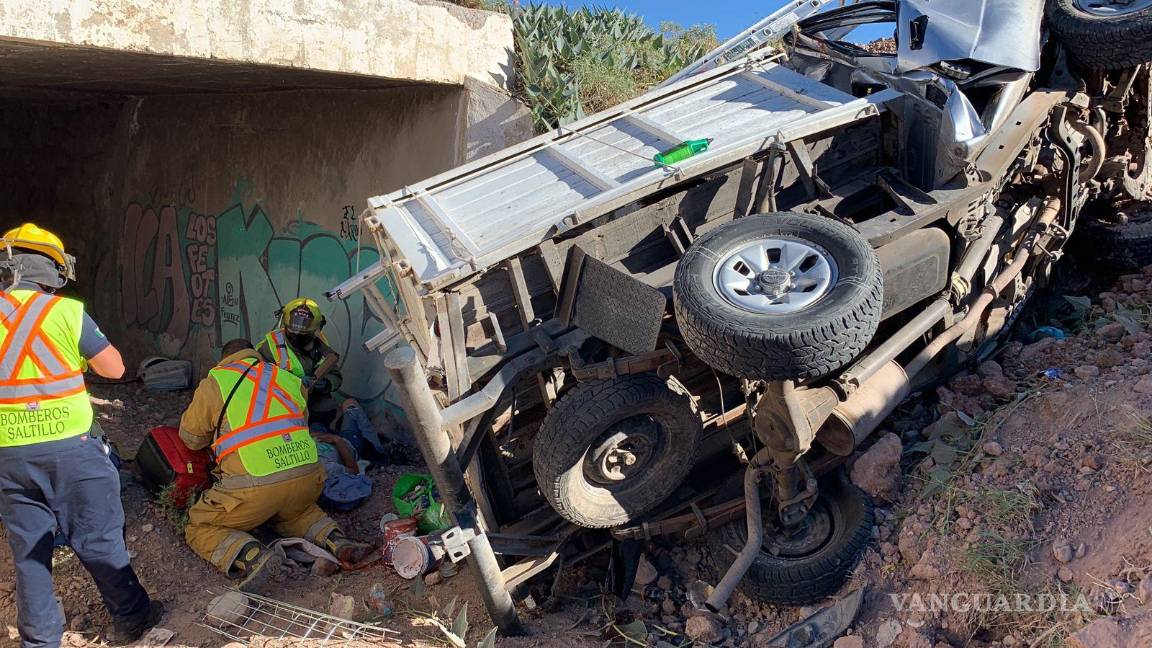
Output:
top-left (0, 434), bottom-right (151, 648)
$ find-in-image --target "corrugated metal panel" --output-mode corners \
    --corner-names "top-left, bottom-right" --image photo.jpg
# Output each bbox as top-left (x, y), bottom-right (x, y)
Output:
top-left (365, 56), bottom-right (871, 287)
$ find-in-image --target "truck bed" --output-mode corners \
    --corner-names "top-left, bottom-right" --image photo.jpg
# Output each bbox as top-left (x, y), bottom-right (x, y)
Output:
top-left (363, 51), bottom-right (892, 290)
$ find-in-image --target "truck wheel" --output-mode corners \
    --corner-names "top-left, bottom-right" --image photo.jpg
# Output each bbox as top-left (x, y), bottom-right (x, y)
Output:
top-left (1078, 211), bottom-right (1152, 271)
top-left (707, 472), bottom-right (874, 606)
top-left (1047, 0), bottom-right (1152, 70)
top-left (532, 374), bottom-right (702, 528)
top-left (673, 213), bottom-right (882, 381)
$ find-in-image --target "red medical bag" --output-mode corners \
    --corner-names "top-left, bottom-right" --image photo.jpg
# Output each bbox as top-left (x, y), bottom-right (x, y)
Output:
top-left (133, 426), bottom-right (213, 508)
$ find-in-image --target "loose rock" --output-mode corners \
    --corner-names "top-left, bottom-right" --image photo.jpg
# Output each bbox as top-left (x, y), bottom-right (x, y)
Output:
top-left (851, 433), bottom-right (903, 504)
top-left (685, 614), bottom-right (724, 644)
top-left (1066, 617), bottom-right (1124, 648)
top-left (329, 593), bottom-right (356, 620)
top-left (982, 376), bottom-right (1018, 400)
top-left (635, 555), bottom-right (658, 587)
top-left (1135, 375), bottom-right (1152, 395)
top-left (1020, 337), bottom-right (1057, 364)
top-left (208, 592), bottom-right (252, 627)
top-left (1138, 577), bottom-right (1152, 605)
top-left (977, 360), bottom-right (1004, 378)
top-left (1099, 322), bottom-right (1127, 343)
top-left (1074, 365), bottom-right (1101, 379)
top-left (1053, 539), bottom-right (1074, 564)
top-left (875, 619), bottom-right (902, 647)
top-left (833, 637), bottom-right (865, 648)
top-left (896, 627), bottom-right (934, 648)
top-left (982, 441), bottom-right (1004, 457)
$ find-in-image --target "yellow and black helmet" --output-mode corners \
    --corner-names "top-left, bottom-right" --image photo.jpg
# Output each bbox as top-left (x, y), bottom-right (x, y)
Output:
top-left (277, 297), bottom-right (326, 335)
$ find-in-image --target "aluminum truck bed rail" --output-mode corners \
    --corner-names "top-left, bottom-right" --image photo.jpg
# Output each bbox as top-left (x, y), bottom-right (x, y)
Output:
top-left (357, 51), bottom-right (897, 290)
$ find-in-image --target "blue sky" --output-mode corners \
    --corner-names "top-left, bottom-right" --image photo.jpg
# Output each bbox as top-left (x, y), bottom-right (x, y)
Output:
top-left (538, 0), bottom-right (894, 42)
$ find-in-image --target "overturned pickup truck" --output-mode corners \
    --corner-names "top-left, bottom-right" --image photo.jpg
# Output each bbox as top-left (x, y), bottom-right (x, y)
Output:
top-left (331, 0), bottom-right (1152, 623)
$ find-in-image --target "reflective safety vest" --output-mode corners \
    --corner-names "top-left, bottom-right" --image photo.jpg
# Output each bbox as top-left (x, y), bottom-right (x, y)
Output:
top-left (263, 330), bottom-right (305, 379)
top-left (209, 358), bottom-right (317, 477)
top-left (0, 290), bottom-right (93, 447)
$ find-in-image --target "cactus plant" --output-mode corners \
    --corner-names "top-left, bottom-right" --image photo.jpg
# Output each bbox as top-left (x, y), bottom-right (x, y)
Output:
top-left (508, 4), bottom-right (718, 131)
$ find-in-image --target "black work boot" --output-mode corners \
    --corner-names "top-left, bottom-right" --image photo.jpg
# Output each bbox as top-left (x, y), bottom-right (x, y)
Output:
top-left (106, 600), bottom-right (165, 645)
top-left (233, 542), bottom-right (284, 594)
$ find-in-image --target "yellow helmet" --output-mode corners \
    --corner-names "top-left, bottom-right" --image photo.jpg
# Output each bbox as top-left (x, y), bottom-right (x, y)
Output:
top-left (278, 297), bottom-right (325, 335)
top-left (1, 223), bottom-right (76, 282)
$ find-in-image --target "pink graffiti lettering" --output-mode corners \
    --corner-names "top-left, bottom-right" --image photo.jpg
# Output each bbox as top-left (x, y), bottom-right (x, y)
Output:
top-left (185, 213), bottom-right (217, 327)
top-left (120, 204), bottom-right (190, 343)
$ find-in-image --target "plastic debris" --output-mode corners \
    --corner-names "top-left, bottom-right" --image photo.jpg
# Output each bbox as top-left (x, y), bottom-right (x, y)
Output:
top-left (1031, 326), bottom-right (1067, 341)
top-left (1043, 368), bottom-right (1064, 380)
top-left (391, 474), bottom-right (451, 533)
top-left (367, 583), bottom-right (394, 618)
top-left (138, 357), bottom-right (194, 391)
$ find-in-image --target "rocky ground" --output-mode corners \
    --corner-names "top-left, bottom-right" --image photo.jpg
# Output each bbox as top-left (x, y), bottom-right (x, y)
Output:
top-left (0, 385), bottom-right (593, 648)
top-left (5, 269), bottom-right (1152, 647)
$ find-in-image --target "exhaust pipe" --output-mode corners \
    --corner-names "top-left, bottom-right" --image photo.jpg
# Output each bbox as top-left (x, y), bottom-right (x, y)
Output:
top-left (816, 361), bottom-right (910, 456)
top-left (706, 449), bottom-right (768, 613)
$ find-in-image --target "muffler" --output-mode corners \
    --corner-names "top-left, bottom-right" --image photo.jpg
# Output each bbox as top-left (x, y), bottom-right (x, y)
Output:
top-left (815, 361), bottom-right (910, 456)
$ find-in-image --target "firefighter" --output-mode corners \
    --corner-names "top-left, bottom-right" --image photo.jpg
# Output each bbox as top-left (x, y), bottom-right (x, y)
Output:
top-left (179, 338), bottom-right (369, 591)
top-left (256, 298), bottom-right (343, 425)
top-left (0, 224), bottom-right (162, 647)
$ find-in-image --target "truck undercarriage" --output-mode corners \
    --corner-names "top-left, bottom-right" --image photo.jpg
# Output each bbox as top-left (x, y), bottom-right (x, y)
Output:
top-left (329, 0), bottom-right (1152, 633)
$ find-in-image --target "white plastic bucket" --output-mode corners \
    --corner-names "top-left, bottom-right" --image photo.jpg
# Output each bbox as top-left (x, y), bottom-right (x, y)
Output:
top-left (391, 536), bottom-right (433, 579)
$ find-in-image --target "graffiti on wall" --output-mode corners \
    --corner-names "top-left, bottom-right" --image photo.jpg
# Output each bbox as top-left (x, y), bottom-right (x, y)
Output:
top-left (119, 200), bottom-right (394, 403)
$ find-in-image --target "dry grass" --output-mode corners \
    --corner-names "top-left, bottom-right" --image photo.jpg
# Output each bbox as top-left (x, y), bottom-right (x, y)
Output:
top-left (1112, 409), bottom-right (1152, 474)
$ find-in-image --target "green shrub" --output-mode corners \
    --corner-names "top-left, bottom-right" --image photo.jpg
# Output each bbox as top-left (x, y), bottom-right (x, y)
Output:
top-left (511, 5), bottom-right (718, 131)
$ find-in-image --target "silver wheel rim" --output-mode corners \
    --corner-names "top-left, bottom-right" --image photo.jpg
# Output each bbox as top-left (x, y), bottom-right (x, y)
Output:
top-left (712, 237), bottom-right (838, 314)
top-left (1074, 0), bottom-right (1152, 16)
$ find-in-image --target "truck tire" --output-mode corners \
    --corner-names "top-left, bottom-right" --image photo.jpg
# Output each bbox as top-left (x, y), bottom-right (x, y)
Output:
top-left (1047, 0), bottom-right (1152, 70)
top-left (707, 472), bottom-right (874, 606)
top-left (673, 213), bottom-right (882, 381)
top-left (532, 374), bottom-right (702, 528)
top-left (1078, 212), bottom-right (1152, 271)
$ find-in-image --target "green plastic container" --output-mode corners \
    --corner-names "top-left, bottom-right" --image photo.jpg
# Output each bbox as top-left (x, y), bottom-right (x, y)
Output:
top-left (654, 138), bottom-right (712, 166)
top-left (391, 473), bottom-right (451, 534)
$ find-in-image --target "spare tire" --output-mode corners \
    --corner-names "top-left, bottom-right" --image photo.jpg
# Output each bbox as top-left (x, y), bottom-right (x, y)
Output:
top-left (532, 374), bottom-right (702, 528)
top-left (673, 213), bottom-right (882, 381)
top-left (1047, 0), bottom-right (1152, 70)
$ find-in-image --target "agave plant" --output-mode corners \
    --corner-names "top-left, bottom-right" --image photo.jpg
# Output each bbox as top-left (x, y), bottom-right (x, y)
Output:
top-left (510, 4), bottom-right (718, 131)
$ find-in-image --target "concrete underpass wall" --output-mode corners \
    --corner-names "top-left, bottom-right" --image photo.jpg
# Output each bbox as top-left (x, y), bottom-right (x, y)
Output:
top-left (0, 85), bottom-right (475, 426)
top-left (0, 0), bottom-right (516, 88)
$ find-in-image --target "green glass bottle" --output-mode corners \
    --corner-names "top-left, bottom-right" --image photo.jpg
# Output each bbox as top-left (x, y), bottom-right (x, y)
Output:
top-left (654, 138), bottom-right (713, 166)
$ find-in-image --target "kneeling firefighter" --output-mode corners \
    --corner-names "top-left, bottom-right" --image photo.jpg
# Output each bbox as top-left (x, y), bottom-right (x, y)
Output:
top-left (256, 298), bottom-right (343, 425)
top-left (0, 224), bottom-right (163, 647)
top-left (179, 338), bottom-right (369, 591)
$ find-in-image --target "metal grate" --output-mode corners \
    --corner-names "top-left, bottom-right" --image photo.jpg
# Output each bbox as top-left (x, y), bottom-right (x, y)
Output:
top-left (197, 588), bottom-right (398, 646)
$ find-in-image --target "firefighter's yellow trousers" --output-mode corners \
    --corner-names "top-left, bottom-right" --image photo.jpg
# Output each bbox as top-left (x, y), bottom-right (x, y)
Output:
top-left (185, 467), bottom-right (339, 573)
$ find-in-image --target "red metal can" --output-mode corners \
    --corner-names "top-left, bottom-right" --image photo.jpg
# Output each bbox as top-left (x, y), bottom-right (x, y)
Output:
top-left (381, 517), bottom-right (419, 564)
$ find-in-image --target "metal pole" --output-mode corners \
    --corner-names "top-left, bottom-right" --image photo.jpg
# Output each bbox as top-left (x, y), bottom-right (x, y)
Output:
top-left (384, 346), bottom-right (523, 635)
